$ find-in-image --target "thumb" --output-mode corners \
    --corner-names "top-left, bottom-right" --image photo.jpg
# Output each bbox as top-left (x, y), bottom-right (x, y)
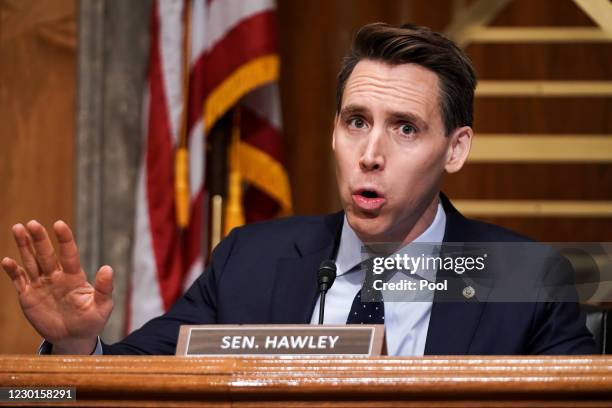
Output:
top-left (93, 265), bottom-right (114, 304)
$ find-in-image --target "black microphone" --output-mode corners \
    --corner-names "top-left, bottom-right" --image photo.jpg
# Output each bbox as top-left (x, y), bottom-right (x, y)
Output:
top-left (317, 260), bottom-right (337, 324)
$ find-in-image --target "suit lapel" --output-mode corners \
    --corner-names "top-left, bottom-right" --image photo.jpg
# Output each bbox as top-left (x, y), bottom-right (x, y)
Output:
top-left (424, 194), bottom-right (489, 355)
top-left (424, 274), bottom-right (488, 355)
top-left (270, 213), bottom-right (343, 324)
top-left (271, 251), bottom-right (331, 323)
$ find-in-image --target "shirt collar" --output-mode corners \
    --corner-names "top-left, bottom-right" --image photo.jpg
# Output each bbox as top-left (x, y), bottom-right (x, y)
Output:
top-left (335, 199), bottom-right (447, 277)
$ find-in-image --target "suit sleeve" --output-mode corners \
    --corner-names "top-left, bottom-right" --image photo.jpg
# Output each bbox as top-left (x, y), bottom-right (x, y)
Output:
top-left (102, 228), bottom-right (240, 355)
top-left (526, 255), bottom-right (597, 355)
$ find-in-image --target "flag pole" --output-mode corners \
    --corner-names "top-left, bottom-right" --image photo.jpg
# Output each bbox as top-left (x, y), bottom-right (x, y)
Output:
top-left (207, 111), bottom-right (232, 252)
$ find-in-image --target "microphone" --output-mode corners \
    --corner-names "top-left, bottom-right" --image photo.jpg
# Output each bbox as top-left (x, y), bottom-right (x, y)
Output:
top-left (317, 260), bottom-right (337, 324)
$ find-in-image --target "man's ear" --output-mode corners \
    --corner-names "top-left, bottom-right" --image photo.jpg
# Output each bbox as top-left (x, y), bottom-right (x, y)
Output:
top-left (331, 114), bottom-right (339, 151)
top-left (444, 126), bottom-right (473, 174)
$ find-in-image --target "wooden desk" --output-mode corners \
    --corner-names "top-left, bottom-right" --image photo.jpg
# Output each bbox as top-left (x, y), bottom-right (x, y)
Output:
top-left (1, 355), bottom-right (611, 407)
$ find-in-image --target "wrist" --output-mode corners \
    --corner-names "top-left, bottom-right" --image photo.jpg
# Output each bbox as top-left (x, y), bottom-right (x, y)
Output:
top-left (51, 337), bottom-right (98, 355)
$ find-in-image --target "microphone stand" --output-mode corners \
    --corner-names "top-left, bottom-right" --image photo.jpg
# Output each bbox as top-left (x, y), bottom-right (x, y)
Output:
top-left (318, 291), bottom-right (327, 325)
top-left (317, 260), bottom-right (337, 324)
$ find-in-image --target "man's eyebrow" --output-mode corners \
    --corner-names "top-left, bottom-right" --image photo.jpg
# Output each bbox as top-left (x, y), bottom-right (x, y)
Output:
top-left (339, 104), bottom-right (368, 117)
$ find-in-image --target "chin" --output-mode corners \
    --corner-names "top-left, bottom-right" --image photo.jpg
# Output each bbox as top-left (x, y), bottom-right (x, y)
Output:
top-left (346, 213), bottom-right (390, 243)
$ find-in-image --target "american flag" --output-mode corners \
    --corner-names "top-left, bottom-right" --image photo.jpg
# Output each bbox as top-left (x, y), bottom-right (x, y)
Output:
top-left (127, 0), bottom-right (291, 332)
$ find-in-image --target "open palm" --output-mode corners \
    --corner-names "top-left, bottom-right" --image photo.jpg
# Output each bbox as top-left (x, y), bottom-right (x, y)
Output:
top-left (1, 220), bottom-right (113, 354)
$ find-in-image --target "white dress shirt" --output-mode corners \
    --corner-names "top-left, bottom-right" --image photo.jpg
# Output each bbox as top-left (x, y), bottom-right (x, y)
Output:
top-left (310, 202), bottom-right (446, 356)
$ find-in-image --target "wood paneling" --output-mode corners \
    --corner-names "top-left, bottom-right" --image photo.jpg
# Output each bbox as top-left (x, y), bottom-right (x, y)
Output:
top-left (444, 163), bottom-right (612, 200)
top-left (468, 44), bottom-right (612, 80)
top-left (277, 0), bottom-right (340, 215)
top-left (470, 218), bottom-right (612, 242)
top-left (0, 0), bottom-right (76, 353)
top-left (474, 98), bottom-right (611, 134)
top-left (490, 0), bottom-right (595, 26)
top-left (460, 0), bottom-right (610, 243)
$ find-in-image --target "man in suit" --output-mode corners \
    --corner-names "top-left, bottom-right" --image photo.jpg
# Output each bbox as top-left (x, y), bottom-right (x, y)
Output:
top-left (1, 23), bottom-right (596, 355)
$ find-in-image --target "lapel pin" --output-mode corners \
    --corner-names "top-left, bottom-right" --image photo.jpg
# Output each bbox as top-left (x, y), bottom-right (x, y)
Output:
top-left (463, 286), bottom-right (475, 299)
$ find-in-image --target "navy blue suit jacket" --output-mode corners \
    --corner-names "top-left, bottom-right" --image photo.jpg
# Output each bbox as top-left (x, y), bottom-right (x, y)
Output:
top-left (104, 195), bottom-right (596, 355)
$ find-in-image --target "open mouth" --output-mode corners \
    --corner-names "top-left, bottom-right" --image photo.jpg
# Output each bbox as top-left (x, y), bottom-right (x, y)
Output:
top-left (360, 190), bottom-right (379, 199)
top-left (355, 188), bottom-right (384, 199)
top-left (352, 188), bottom-right (386, 211)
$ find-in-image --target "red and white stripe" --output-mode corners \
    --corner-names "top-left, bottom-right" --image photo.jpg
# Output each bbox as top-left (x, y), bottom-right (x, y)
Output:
top-left (128, 0), bottom-right (282, 332)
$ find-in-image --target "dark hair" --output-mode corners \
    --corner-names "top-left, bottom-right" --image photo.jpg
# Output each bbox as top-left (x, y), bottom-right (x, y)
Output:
top-left (336, 23), bottom-right (477, 135)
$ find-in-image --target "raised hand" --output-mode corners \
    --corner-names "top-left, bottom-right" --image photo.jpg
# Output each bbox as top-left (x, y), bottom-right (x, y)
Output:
top-left (1, 220), bottom-right (113, 354)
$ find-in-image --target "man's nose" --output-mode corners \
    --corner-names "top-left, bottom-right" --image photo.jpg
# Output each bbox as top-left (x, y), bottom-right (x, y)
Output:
top-left (359, 129), bottom-right (385, 171)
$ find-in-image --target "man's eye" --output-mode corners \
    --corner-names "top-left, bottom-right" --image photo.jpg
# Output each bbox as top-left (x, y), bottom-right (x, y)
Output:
top-left (349, 118), bottom-right (367, 129)
top-left (399, 124), bottom-right (416, 135)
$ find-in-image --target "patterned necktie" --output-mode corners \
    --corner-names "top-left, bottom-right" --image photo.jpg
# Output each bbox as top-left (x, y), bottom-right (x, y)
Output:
top-left (346, 287), bottom-right (385, 324)
top-left (346, 258), bottom-right (385, 324)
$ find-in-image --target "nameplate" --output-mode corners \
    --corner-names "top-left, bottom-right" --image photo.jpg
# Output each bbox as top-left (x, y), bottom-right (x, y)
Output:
top-left (176, 325), bottom-right (385, 356)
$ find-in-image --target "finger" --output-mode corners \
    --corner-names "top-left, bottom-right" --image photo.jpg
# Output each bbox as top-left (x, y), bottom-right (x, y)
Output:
top-left (12, 223), bottom-right (41, 281)
top-left (53, 220), bottom-right (82, 275)
top-left (1, 257), bottom-right (20, 280)
top-left (26, 220), bottom-right (60, 276)
top-left (1, 257), bottom-right (29, 293)
top-left (93, 265), bottom-right (114, 305)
